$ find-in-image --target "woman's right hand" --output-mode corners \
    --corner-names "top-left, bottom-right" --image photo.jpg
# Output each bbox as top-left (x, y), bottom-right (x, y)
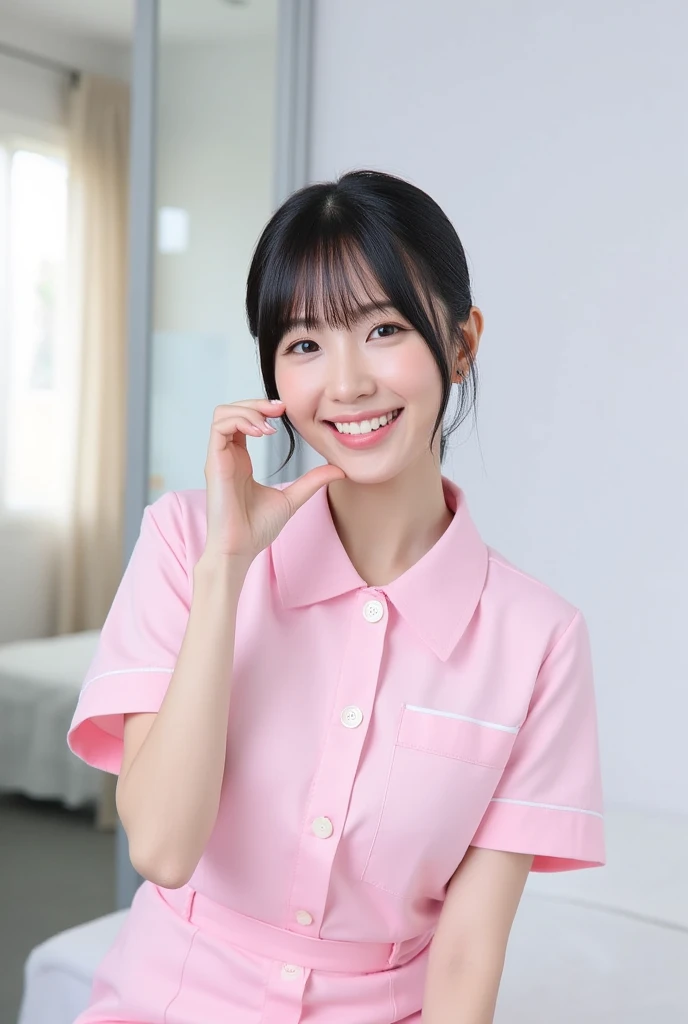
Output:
top-left (201, 399), bottom-right (346, 564)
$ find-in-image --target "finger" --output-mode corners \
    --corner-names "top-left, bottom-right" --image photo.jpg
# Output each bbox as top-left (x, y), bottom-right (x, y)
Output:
top-left (208, 417), bottom-right (263, 453)
top-left (214, 413), bottom-right (276, 437)
top-left (215, 399), bottom-right (285, 420)
top-left (282, 464), bottom-right (347, 515)
top-left (213, 408), bottom-right (279, 434)
top-left (233, 398), bottom-right (285, 416)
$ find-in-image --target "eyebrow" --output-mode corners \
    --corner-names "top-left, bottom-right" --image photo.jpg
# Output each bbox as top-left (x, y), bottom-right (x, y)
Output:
top-left (282, 302), bottom-right (397, 335)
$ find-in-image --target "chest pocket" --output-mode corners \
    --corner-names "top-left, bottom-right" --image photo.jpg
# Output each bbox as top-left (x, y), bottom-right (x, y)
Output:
top-left (360, 704), bottom-right (518, 899)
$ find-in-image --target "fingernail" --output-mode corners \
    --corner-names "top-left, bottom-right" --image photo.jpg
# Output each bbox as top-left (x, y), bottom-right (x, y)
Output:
top-left (263, 424), bottom-right (277, 433)
top-left (270, 399), bottom-right (284, 403)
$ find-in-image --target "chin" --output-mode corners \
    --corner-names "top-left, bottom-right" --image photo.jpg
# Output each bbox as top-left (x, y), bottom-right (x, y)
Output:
top-left (326, 455), bottom-right (407, 487)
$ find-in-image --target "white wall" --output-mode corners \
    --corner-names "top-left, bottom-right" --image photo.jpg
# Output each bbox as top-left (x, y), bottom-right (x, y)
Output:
top-left (150, 36), bottom-right (277, 493)
top-left (308, 0), bottom-right (688, 813)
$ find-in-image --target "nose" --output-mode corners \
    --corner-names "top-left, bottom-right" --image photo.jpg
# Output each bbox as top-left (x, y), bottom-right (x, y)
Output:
top-left (324, 337), bottom-right (376, 404)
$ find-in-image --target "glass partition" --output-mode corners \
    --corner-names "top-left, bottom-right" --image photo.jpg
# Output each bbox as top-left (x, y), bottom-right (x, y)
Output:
top-left (149, 0), bottom-right (279, 504)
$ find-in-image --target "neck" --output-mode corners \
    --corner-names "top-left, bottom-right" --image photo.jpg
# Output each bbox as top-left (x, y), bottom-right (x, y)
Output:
top-left (325, 457), bottom-right (453, 587)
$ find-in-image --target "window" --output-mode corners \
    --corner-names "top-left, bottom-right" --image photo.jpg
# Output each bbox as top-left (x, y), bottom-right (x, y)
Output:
top-left (0, 129), bottom-right (70, 514)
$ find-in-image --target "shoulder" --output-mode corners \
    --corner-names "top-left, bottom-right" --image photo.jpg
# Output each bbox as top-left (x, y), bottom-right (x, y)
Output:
top-left (483, 545), bottom-right (583, 654)
top-left (139, 489), bottom-right (206, 572)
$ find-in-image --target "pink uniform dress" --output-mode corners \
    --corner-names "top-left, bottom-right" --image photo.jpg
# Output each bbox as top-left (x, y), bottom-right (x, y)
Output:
top-left (68, 477), bottom-right (605, 1024)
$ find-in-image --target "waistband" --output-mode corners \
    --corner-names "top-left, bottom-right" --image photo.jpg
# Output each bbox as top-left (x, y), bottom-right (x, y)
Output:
top-left (156, 884), bottom-right (433, 974)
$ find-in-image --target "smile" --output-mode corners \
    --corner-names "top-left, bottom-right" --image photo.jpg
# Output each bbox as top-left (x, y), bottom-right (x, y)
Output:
top-left (332, 409), bottom-right (402, 434)
top-left (324, 408), bottom-right (404, 449)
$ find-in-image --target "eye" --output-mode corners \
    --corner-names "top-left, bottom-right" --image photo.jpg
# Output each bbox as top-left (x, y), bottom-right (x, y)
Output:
top-left (286, 339), bottom-right (320, 355)
top-left (370, 323), bottom-right (401, 339)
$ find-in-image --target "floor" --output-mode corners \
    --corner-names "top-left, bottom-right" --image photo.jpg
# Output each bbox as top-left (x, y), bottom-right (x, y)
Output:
top-left (0, 793), bottom-right (115, 1024)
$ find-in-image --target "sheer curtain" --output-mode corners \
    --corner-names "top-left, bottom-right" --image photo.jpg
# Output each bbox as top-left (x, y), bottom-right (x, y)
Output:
top-left (57, 74), bottom-right (130, 635)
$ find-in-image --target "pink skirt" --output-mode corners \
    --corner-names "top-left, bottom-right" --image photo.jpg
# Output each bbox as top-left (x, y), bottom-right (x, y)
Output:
top-left (75, 881), bottom-right (430, 1024)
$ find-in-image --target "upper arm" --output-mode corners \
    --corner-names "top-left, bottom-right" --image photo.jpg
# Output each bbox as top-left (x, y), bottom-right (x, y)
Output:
top-left (119, 713), bottom-right (157, 780)
top-left (430, 847), bottom-right (533, 970)
top-left (116, 712), bottom-right (157, 814)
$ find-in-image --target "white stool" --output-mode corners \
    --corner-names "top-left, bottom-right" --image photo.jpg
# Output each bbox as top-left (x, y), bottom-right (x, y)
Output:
top-left (17, 911), bottom-right (127, 1024)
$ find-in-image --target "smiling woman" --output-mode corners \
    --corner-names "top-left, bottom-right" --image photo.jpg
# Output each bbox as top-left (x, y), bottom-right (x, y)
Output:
top-left (66, 168), bottom-right (604, 1024)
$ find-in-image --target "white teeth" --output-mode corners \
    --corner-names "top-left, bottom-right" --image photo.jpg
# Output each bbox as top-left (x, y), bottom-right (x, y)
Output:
top-left (333, 409), bottom-right (399, 434)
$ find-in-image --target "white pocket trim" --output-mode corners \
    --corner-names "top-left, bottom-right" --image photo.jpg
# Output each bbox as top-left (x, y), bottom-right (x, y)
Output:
top-left (404, 704), bottom-right (519, 734)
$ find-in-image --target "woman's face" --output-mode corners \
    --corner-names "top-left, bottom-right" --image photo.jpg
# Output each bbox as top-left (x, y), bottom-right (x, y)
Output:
top-left (273, 289), bottom-right (448, 485)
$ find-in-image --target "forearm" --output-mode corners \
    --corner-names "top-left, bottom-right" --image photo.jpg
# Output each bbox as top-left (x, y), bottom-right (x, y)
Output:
top-left (117, 554), bottom-right (249, 885)
top-left (421, 954), bottom-right (504, 1024)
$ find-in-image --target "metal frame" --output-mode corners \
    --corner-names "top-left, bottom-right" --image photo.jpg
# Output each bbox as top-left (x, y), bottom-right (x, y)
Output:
top-left (266, 0), bottom-right (314, 482)
top-left (117, 0), bottom-right (158, 910)
top-left (117, 0), bottom-right (315, 909)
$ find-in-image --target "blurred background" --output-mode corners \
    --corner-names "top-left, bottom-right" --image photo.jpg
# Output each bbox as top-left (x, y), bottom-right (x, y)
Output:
top-left (0, 0), bottom-right (686, 1022)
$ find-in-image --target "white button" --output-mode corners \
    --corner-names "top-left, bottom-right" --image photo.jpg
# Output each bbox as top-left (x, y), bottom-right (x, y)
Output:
top-left (295, 910), bottom-right (313, 926)
top-left (281, 963), bottom-right (302, 980)
top-left (311, 815), bottom-right (334, 839)
top-left (341, 705), bottom-right (364, 729)
top-left (363, 599), bottom-right (384, 623)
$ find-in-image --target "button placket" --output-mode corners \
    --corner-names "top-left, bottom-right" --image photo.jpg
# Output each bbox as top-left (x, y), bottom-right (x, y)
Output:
top-left (287, 592), bottom-right (389, 932)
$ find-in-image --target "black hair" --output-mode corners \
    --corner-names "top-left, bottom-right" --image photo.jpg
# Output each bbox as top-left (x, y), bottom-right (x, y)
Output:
top-left (245, 169), bottom-right (478, 470)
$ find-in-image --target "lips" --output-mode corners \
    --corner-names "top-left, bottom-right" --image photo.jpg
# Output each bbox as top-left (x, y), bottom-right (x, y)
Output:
top-left (328, 408), bottom-right (402, 435)
top-left (324, 408), bottom-right (404, 449)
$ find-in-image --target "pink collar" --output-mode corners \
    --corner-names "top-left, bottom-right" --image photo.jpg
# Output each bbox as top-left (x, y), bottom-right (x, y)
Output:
top-left (272, 477), bottom-right (488, 661)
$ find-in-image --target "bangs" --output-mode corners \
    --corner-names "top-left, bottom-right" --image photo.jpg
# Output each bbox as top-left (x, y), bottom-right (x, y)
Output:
top-left (255, 216), bottom-right (444, 347)
top-left (282, 236), bottom-right (392, 334)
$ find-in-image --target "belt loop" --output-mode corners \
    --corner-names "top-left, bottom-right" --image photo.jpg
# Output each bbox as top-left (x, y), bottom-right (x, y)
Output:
top-left (183, 885), bottom-right (196, 923)
top-left (387, 929), bottom-right (434, 969)
top-left (387, 941), bottom-right (402, 969)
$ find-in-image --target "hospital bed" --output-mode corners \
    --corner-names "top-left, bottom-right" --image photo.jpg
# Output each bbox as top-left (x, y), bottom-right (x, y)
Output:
top-left (0, 630), bottom-right (115, 826)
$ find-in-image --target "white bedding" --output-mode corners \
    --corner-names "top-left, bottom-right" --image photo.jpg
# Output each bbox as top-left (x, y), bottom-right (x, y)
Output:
top-left (17, 911), bottom-right (127, 1024)
top-left (498, 889), bottom-right (688, 1022)
top-left (0, 631), bottom-right (101, 807)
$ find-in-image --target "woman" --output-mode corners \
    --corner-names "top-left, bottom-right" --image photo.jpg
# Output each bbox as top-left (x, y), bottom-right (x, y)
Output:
top-left (69, 170), bottom-right (605, 1024)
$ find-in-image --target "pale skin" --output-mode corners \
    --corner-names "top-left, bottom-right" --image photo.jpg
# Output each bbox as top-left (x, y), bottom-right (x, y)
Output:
top-left (117, 290), bottom-right (532, 1023)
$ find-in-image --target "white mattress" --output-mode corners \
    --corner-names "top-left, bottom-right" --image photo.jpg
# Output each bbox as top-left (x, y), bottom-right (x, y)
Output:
top-left (498, 890), bottom-right (688, 1022)
top-left (0, 631), bottom-right (101, 807)
top-left (498, 807), bottom-right (688, 1021)
top-left (17, 910), bottom-right (127, 1024)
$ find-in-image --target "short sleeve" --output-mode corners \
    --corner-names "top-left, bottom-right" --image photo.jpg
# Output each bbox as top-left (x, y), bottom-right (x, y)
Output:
top-left (67, 492), bottom-right (191, 775)
top-left (471, 610), bottom-right (605, 872)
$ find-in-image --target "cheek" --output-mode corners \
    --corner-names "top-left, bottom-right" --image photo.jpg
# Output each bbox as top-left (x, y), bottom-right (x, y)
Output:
top-left (379, 343), bottom-right (442, 407)
top-left (274, 362), bottom-right (318, 423)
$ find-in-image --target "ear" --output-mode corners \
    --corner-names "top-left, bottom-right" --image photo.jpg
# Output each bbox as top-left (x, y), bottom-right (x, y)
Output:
top-left (454, 306), bottom-right (484, 379)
